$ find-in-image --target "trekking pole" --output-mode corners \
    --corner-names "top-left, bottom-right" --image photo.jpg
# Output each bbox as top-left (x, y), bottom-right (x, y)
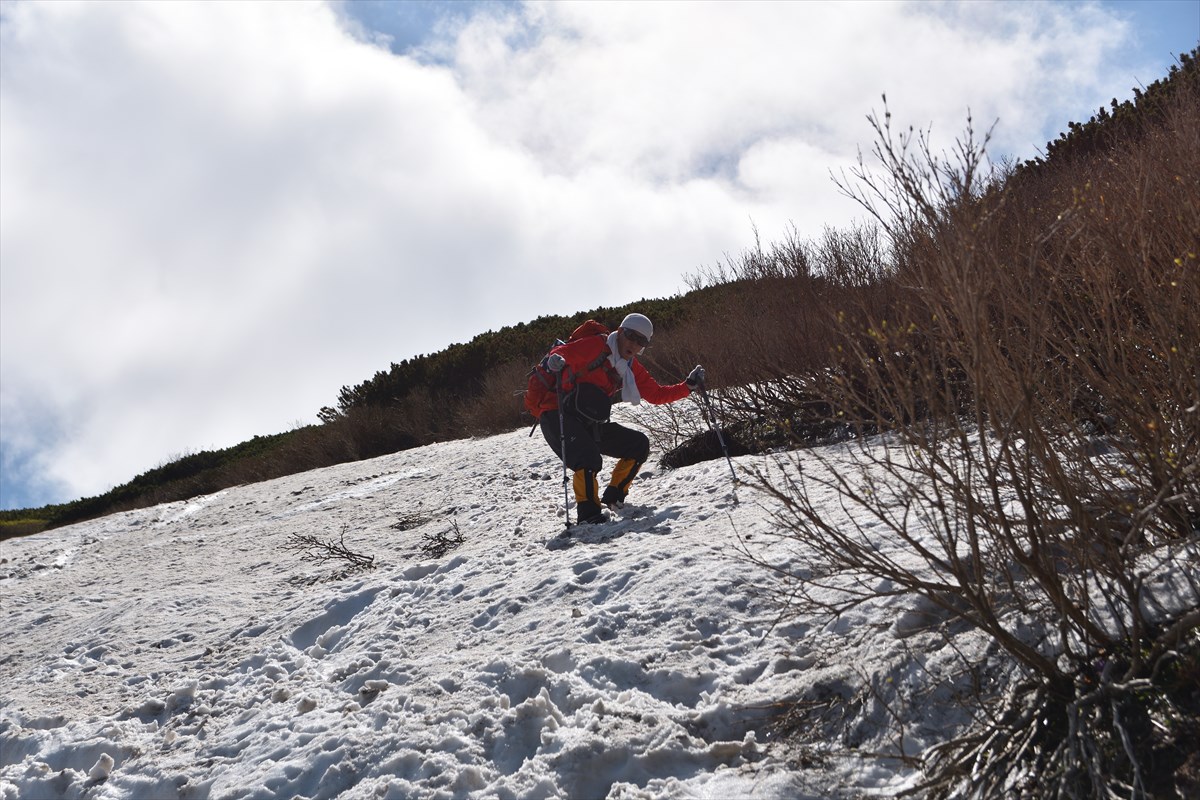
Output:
top-left (555, 371), bottom-right (572, 529)
top-left (695, 379), bottom-right (739, 492)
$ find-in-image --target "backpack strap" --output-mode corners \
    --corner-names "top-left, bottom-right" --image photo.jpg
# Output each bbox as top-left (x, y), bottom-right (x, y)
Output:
top-left (584, 335), bottom-right (623, 392)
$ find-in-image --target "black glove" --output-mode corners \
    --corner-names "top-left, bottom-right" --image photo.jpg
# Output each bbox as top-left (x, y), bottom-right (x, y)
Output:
top-left (686, 365), bottom-right (705, 389)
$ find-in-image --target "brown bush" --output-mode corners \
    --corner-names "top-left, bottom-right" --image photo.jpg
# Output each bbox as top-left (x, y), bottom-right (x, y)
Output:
top-left (457, 360), bottom-right (534, 437)
top-left (745, 87), bottom-right (1199, 797)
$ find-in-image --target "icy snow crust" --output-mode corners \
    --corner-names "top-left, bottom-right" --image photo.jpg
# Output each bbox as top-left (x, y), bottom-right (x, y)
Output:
top-left (4, 422), bottom-right (1000, 799)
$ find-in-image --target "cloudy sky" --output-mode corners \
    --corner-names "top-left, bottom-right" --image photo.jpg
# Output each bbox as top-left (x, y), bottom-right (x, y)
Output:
top-left (2, 0), bottom-right (1197, 510)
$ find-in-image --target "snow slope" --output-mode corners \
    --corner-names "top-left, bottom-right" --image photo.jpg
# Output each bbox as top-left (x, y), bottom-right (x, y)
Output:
top-left (2, 415), bottom-right (993, 799)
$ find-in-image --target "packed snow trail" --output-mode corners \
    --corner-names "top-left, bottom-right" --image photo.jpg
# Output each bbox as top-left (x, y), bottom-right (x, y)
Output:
top-left (2, 420), bottom-right (985, 798)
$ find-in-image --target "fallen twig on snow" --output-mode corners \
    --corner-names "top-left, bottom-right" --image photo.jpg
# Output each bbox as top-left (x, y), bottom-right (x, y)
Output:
top-left (283, 525), bottom-right (375, 573)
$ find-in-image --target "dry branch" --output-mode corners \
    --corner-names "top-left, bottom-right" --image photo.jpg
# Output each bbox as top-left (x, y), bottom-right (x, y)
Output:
top-left (283, 525), bottom-right (375, 571)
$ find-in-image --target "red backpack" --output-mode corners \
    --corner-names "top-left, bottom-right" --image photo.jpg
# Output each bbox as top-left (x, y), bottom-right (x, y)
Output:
top-left (523, 320), bottom-right (610, 419)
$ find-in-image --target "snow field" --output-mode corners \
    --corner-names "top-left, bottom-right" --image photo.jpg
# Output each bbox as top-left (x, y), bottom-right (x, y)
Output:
top-left (2, 421), bottom-right (1001, 799)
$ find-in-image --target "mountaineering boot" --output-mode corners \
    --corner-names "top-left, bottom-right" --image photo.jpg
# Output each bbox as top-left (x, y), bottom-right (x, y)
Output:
top-left (575, 502), bottom-right (610, 525)
top-left (573, 469), bottom-right (607, 525)
top-left (603, 457), bottom-right (643, 511)
top-left (601, 485), bottom-right (625, 511)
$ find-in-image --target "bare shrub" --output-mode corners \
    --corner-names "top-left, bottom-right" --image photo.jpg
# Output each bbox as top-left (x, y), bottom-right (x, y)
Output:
top-left (628, 398), bottom-right (700, 457)
top-left (420, 519), bottom-right (465, 558)
top-left (671, 223), bottom-right (881, 393)
top-left (457, 360), bottom-right (532, 436)
top-left (392, 510), bottom-right (434, 531)
top-left (654, 221), bottom-right (897, 465)
top-left (748, 92), bottom-right (1200, 797)
top-left (283, 525), bottom-right (376, 581)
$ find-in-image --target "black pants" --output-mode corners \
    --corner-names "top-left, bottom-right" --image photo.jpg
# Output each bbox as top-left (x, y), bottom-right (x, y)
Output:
top-left (540, 410), bottom-right (650, 508)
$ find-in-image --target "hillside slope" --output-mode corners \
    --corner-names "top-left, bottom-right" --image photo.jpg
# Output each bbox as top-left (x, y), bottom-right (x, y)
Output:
top-left (2, 410), bottom-right (990, 799)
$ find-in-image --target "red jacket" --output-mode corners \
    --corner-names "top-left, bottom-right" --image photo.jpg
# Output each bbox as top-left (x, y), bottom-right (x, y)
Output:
top-left (552, 333), bottom-right (690, 405)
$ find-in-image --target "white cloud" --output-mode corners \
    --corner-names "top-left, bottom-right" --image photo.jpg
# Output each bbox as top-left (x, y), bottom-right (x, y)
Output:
top-left (0, 0), bottom-right (1144, 505)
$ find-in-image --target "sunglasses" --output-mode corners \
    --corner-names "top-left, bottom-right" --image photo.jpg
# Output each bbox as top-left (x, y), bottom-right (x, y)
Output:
top-left (621, 328), bottom-right (650, 347)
